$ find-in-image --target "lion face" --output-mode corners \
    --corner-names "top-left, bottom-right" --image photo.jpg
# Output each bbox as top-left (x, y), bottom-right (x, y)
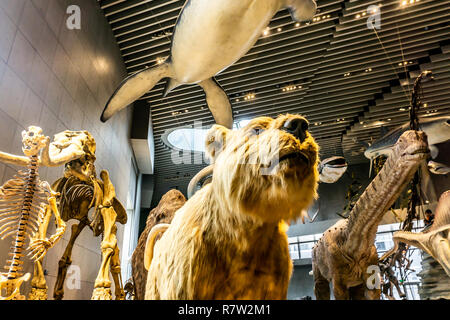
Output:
top-left (206, 114), bottom-right (319, 223)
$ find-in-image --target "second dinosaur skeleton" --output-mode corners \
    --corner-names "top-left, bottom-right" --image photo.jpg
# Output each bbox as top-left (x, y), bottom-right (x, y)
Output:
top-left (381, 190), bottom-right (450, 277)
top-left (0, 126), bottom-right (86, 300)
top-left (311, 130), bottom-right (430, 300)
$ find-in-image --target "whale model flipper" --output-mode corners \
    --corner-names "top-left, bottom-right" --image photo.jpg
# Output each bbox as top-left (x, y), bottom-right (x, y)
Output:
top-left (198, 78), bottom-right (233, 129)
top-left (163, 78), bottom-right (182, 97)
top-left (101, 63), bottom-right (171, 122)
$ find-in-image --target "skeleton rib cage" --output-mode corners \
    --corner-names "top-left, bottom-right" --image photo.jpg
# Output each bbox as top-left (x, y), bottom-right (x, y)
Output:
top-left (0, 155), bottom-right (49, 279)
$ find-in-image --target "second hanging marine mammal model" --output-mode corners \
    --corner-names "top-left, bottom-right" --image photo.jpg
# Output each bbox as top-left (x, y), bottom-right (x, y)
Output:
top-left (101, 0), bottom-right (317, 128)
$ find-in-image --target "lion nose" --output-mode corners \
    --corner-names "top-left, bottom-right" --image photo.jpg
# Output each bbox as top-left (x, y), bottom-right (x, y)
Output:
top-left (282, 118), bottom-right (308, 142)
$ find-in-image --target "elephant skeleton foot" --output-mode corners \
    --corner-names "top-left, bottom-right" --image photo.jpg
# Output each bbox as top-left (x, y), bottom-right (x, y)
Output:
top-left (91, 286), bottom-right (112, 300)
top-left (28, 287), bottom-right (48, 300)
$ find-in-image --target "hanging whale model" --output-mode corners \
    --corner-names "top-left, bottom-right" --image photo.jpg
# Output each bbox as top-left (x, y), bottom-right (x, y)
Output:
top-left (318, 156), bottom-right (348, 183)
top-left (100, 0), bottom-right (317, 128)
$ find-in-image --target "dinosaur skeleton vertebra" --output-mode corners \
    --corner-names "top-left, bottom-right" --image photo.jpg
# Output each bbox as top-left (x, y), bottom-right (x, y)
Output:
top-left (0, 126), bottom-right (85, 300)
top-left (29, 130), bottom-right (127, 300)
top-left (311, 130), bottom-right (430, 300)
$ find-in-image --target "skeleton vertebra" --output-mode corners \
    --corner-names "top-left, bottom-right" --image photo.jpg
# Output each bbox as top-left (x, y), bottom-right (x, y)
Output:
top-left (0, 126), bottom-right (84, 300)
top-left (312, 130), bottom-right (430, 300)
top-left (29, 130), bottom-right (128, 300)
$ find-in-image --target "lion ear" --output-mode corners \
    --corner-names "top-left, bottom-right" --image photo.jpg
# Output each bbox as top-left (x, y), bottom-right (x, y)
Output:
top-left (205, 124), bottom-right (230, 162)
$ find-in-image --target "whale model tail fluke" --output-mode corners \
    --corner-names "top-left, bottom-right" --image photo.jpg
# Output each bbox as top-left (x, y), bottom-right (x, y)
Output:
top-left (198, 78), bottom-right (233, 129)
top-left (100, 63), bottom-right (171, 122)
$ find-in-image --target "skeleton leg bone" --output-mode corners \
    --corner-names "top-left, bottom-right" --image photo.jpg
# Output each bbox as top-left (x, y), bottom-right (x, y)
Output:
top-left (110, 244), bottom-right (125, 300)
top-left (91, 207), bottom-right (117, 300)
top-left (29, 204), bottom-right (53, 300)
top-left (53, 219), bottom-right (87, 300)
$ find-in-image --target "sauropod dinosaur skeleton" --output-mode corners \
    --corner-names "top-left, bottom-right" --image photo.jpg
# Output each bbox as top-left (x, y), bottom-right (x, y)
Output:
top-left (0, 126), bottom-right (85, 300)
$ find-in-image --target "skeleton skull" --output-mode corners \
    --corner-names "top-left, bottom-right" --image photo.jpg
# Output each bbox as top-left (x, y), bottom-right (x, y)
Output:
top-left (21, 126), bottom-right (47, 157)
top-left (50, 131), bottom-right (96, 182)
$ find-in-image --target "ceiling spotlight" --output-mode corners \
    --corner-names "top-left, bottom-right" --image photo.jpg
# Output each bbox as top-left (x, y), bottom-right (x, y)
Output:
top-left (387, 118), bottom-right (391, 121)
top-left (295, 22), bottom-right (300, 27)
top-left (156, 57), bottom-right (165, 64)
top-left (282, 83), bottom-right (299, 92)
top-left (399, 107), bottom-right (406, 111)
top-left (262, 28), bottom-right (270, 36)
top-left (244, 93), bottom-right (255, 101)
top-left (327, 15), bottom-right (331, 18)
top-left (401, 0), bottom-right (407, 6)
top-left (356, 14), bottom-right (361, 19)
top-left (277, 27), bottom-right (282, 32)
top-left (235, 98), bottom-right (239, 102)
top-left (362, 12), bottom-right (366, 16)
top-left (423, 103), bottom-right (428, 107)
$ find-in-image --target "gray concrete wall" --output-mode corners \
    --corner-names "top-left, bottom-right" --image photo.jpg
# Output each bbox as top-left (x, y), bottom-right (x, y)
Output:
top-left (0, 0), bottom-right (134, 299)
top-left (287, 265), bottom-right (316, 300)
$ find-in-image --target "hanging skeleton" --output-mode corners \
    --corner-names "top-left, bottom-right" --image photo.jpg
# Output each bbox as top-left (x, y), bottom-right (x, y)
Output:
top-left (29, 130), bottom-right (127, 300)
top-left (0, 126), bottom-right (87, 300)
top-left (378, 71), bottom-right (434, 300)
